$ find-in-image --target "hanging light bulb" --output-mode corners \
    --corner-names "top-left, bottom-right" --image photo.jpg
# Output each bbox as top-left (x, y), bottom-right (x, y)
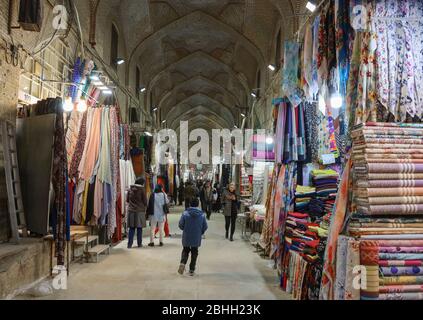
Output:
top-left (306, 1), bottom-right (317, 12)
top-left (330, 93), bottom-right (343, 109)
top-left (63, 97), bottom-right (73, 112)
top-left (77, 97), bottom-right (88, 113)
top-left (266, 137), bottom-right (274, 145)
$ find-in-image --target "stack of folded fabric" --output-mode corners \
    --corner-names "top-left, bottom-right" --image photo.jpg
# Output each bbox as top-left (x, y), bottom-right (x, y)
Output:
top-left (295, 185), bottom-right (316, 213)
top-left (280, 173), bottom-right (340, 300)
top-left (349, 122), bottom-right (423, 300)
top-left (311, 169), bottom-right (339, 197)
top-left (360, 239), bottom-right (423, 300)
top-left (281, 209), bottom-right (332, 300)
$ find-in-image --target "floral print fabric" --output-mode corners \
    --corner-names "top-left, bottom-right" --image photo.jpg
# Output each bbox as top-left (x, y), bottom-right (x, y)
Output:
top-left (375, 0), bottom-right (423, 121)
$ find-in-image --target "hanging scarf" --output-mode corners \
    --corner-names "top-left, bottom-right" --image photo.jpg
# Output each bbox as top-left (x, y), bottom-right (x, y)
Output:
top-left (319, 157), bottom-right (352, 300)
top-left (282, 41), bottom-right (303, 107)
top-left (52, 103), bottom-right (67, 265)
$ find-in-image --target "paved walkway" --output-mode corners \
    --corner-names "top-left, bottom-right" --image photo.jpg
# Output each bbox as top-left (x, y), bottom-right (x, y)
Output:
top-left (19, 206), bottom-right (291, 300)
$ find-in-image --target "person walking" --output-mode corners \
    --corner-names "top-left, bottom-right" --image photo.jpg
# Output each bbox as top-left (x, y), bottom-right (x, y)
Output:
top-left (178, 180), bottom-right (185, 206)
top-left (212, 182), bottom-right (222, 213)
top-left (126, 177), bottom-right (148, 248)
top-left (201, 180), bottom-right (213, 220)
top-left (184, 181), bottom-right (199, 209)
top-left (147, 184), bottom-right (169, 247)
top-left (178, 198), bottom-right (208, 276)
top-left (222, 182), bottom-right (239, 241)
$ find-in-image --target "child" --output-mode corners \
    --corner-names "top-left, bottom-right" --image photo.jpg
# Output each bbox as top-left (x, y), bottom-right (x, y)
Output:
top-left (178, 198), bottom-right (208, 276)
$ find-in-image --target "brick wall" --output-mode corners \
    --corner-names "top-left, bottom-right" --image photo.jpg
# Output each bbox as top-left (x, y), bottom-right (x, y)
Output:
top-left (0, 0), bottom-right (139, 242)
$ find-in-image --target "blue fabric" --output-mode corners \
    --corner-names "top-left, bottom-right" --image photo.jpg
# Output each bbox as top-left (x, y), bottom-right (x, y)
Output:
top-left (179, 208), bottom-right (208, 247)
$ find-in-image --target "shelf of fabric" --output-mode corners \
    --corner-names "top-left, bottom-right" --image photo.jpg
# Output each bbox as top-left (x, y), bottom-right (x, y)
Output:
top-left (343, 123), bottom-right (423, 300)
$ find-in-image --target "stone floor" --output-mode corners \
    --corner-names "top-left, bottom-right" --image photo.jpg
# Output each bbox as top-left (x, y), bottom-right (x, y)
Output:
top-left (17, 206), bottom-right (291, 300)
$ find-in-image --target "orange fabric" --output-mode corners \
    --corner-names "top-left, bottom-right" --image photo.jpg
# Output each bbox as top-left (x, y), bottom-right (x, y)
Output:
top-left (79, 108), bottom-right (102, 180)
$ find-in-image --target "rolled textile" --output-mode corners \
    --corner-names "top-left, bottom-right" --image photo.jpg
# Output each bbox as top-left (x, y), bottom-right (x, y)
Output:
top-left (360, 241), bottom-right (380, 299)
top-left (357, 181), bottom-right (423, 188)
top-left (360, 159), bottom-right (423, 164)
top-left (350, 222), bottom-right (423, 229)
top-left (344, 238), bottom-right (361, 300)
top-left (364, 122), bottom-right (423, 129)
top-left (367, 163), bottom-right (423, 173)
top-left (349, 228), bottom-right (423, 236)
top-left (357, 204), bottom-right (423, 216)
top-left (380, 276), bottom-right (423, 286)
top-left (378, 292), bottom-right (423, 300)
top-left (354, 154), bottom-right (423, 160)
top-left (351, 128), bottom-right (423, 138)
top-left (380, 285), bottom-right (423, 293)
top-left (356, 144), bottom-right (423, 150)
top-left (379, 247), bottom-right (423, 253)
top-left (354, 134), bottom-right (423, 141)
top-left (361, 139), bottom-right (423, 145)
top-left (356, 188), bottom-right (423, 198)
top-left (360, 173), bottom-right (423, 180)
top-left (379, 253), bottom-right (423, 260)
top-left (351, 217), bottom-right (423, 224)
top-left (380, 267), bottom-right (423, 276)
top-left (360, 234), bottom-right (423, 240)
top-left (379, 260), bottom-right (423, 267)
top-left (356, 196), bottom-right (423, 205)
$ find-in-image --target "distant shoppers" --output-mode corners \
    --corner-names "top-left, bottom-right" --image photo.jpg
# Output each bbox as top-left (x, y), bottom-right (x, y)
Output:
top-left (212, 182), bottom-right (221, 213)
top-left (178, 198), bottom-right (208, 276)
top-left (222, 182), bottom-right (239, 241)
top-left (147, 184), bottom-right (169, 247)
top-left (178, 181), bottom-right (185, 206)
top-left (200, 180), bottom-right (213, 220)
top-left (184, 181), bottom-right (199, 209)
top-left (126, 177), bottom-right (147, 248)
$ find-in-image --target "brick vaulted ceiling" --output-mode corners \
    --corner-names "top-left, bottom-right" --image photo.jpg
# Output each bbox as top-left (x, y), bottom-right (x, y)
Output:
top-left (114, 0), bottom-right (309, 130)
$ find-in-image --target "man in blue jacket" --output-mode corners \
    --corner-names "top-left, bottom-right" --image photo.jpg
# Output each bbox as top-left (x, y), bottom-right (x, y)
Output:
top-left (178, 198), bottom-right (208, 276)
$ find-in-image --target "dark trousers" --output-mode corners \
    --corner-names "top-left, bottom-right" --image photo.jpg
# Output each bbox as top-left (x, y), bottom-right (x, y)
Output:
top-left (180, 247), bottom-right (199, 272)
top-left (225, 215), bottom-right (237, 237)
top-left (204, 201), bottom-right (212, 219)
top-left (128, 227), bottom-right (142, 248)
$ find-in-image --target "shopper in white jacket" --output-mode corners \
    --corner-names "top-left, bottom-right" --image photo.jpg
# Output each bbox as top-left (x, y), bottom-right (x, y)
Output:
top-left (146, 184), bottom-right (169, 247)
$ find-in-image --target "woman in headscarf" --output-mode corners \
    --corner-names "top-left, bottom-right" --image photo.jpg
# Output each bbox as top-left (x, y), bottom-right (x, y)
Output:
top-left (222, 182), bottom-right (239, 241)
top-left (147, 184), bottom-right (169, 247)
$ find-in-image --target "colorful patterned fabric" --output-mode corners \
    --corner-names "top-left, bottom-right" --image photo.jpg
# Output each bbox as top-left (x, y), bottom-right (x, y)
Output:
top-left (282, 41), bottom-right (303, 107)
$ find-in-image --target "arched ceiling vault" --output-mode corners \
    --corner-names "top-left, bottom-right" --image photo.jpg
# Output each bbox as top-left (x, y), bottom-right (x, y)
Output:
top-left (169, 107), bottom-right (233, 132)
top-left (116, 0), bottom-right (309, 129)
top-left (163, 93), bottom-right (237, 123)
top-left (147, 51), bottom-right (250, 106)
top-left (158, 75), bottom-right (242, 110)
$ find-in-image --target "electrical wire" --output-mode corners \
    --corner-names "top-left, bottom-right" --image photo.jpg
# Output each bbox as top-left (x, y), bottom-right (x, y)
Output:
top-left (70, 0), bottom-right (85, 59)
top-left (32, 28), bottom-right (59, 56)
top-left (31, 0), bottom-right (67, 56)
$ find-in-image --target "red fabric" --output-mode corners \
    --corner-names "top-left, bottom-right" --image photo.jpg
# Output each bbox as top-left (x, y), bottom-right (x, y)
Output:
top-left (155, 214), bottom-right (170, 237)
top-left (68, 181), bottom-right (75, 222)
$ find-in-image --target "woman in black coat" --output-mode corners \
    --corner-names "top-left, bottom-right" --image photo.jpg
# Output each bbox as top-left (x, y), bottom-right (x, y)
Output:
top-left (222, 182), bottom-right (239, 241)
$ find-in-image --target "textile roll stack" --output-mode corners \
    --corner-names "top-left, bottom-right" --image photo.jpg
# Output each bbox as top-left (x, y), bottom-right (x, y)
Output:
top-left (350, 123), bottom-right (423, 300)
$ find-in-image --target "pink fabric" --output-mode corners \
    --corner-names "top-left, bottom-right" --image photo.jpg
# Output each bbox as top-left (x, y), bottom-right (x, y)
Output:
top-left (79, 108), bottom-right (102, 180)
